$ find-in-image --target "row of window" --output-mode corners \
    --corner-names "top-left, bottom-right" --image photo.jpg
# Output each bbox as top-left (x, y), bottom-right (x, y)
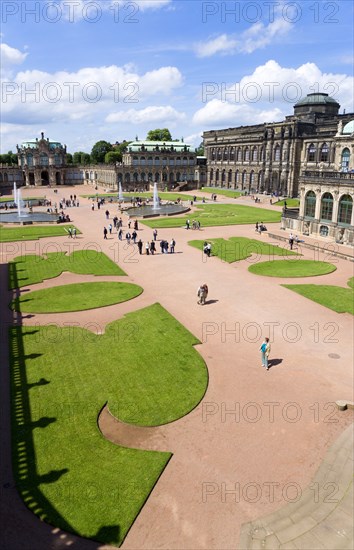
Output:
top-left (304, 192), bottom-right (353, 225)
top-left (132, 156), bottom-right (194, 167)
top-left (307, 144), bottom-right (350, 169)
top-left (208, 144), bottom-right (289, 163)
top-left (117, 171), bottom-right (193, 183)
top-left (21, 154), bottom-right (63, 167)
top-left (210, 169), bottom-right (264, 185)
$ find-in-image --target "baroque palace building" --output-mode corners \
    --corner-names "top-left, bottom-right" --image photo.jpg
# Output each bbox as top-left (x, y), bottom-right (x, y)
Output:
top-left (203, 93), bottom-right (354, 245)
top-left (0, 136), bottom-right (205, 192)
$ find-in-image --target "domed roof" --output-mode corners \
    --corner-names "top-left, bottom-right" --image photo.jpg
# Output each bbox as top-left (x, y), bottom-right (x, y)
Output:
top-left (343, 120), bottom-right (354, 134)
top-left (294, 93), bottom-right (339, 107)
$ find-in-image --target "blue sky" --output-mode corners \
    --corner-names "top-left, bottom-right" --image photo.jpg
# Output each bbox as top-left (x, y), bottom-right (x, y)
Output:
top-left (1, 0), bottom-right (353, 153)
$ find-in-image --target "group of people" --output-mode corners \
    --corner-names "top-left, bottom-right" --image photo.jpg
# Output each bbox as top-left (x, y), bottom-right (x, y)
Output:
top-left (255, 222), bottom-right (267, 233)
top-left (59, 195), bottom-right (79, 209)
top-left (288, 233), bottom-right (304, 249)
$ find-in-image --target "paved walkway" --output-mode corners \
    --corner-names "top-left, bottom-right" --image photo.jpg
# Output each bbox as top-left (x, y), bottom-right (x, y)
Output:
top-left (239, 423), bottom-right (353, 549)
top-left (0, 185), bottom-right (353, 549)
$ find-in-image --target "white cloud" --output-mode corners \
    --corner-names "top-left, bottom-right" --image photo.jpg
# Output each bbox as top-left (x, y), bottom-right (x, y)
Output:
top-left (193, 60), bottom-right (354, 127)
top-left (240, 19), bottom-right (291, 53)
top-left (194, 18), bottom-right (292, 57)
top-left (1, 43), bottom-right (28, 66)
top-left (1, 64), bottom-right (183, 125)
top-left (195, 34), bottom-right (238, 58)
top-left (193, 99), bottom-right (283, 126)
top-left (106, 105), bottom-right (185, 124)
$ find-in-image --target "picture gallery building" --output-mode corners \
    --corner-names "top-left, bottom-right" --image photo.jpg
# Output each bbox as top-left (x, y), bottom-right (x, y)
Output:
top-left (203, 93), bottom-right (354, 245)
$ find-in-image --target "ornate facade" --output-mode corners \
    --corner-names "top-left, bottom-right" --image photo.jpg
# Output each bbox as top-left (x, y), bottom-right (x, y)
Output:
top-left (17, 133), bottom-right (67, 186)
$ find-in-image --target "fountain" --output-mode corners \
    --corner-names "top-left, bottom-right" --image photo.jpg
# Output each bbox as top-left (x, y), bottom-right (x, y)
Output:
top-left (152, 182), bottom-right (160, 209)
top-left (125, 181), bottom-right (189, 218)
top-left (118, 181), bottom-right (124, 201)
top-left (16, 187), bottom-right (28, 218)
top-left (0, 181), bottom-right (59, 224)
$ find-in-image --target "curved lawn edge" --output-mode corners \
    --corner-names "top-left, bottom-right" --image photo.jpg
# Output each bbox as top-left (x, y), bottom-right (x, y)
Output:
top-left (11, 281), bottom-right (143, 313)
top-left (248, 260), bottom-right (336, 278)
top-left (282, 283), bottom-right (354, 315)
top-left (9, 250), bottom-right (126, 289)
top-left (10, 303), bottom-right (208, 545)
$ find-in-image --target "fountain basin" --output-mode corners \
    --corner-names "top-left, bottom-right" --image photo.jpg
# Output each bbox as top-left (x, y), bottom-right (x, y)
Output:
top-left (0, 212), bottom-right (60, 224)
top-left (125, 204), bottom-right (189, 218)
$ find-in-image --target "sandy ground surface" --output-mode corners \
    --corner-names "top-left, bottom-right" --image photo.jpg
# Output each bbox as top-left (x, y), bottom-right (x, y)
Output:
top-left (0, 185), bottom-right (353, 550)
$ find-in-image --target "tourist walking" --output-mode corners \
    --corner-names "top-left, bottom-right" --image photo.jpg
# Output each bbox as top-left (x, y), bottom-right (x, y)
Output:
top-left (118, 228), bottom-right (123, 240)
top-left (105, 210), bottom-right (110, 220)
top-left (73, 227), bottom-right (77, 238)
top-left (150, 241), bottom-right (156, 255)
top-left (103, 227), bottom-right (108, 239)
top-left (108, 223), bottom-right (113, 235)
top-left (137, 239), bottom-right (143, 255)
top-left (197, 283), bottom-right (208, 305)
top-left (259, 337), bottom-right (271, 370)
top-left (145, 242), bottom-right (150, 255)
top-left (170, 238), bottom-right (175, 253)
top-left (289, 233), bottom-right (294, 250)
top-left (153, 229), bottom-right (158, 241)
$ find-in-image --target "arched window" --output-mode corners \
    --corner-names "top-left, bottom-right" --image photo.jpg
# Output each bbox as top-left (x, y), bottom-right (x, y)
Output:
top-left (154, 156), bottom-right (160, 166)
top-left (320, 143), bottom-right (329, 162)
top-left (237, 148), bottom-right (242, 162)
top-left (133, 156), bottom-right (139, 166)
top-left (235, 170), bottom-right (238, 184)
top-left (221, 169), bottom-right (226, 183)
top-left (274, 145), bottom-right (281, 162)
top-left (320, 192), bottom-right (333, 221)
top-left (217, 148), bottom-right (222, 161)
top-left (250, 171), bottom-right (255, 188)
top-left (147, 156), bottom-right (153, 166)
top-left (244, 147), bottom-right (250, 161)
top-left (252, 147), bottom-right (258, 161)
top-left (341, 148), bottom-right (350, 172)
top-left (242, 171), bottom-right (247, 187)
top-left (230, 147), bottom-right (235, 161)
top-left (304, 191), bottom-right (316, 218)
top-left (223, 148), bottom-right (228, 161)
top-left (27, 153), bottom-right (33, 167)
top-left (338, 195), bottom-right (353, 225)
top-left (307, 143), bottom-right (316, 162)
top-left (211, 148), bottom-right (216, 161)
top-left (162, 157), bottom-right (167, 166)
top-left (54, 154), bottom-right (62, 165)
top-left (140, 156), bottom-right (146, 166)
top-left (260, 147), bottom-right (264, 161)
top-left (228, 170), bottom-right (232, 184)
top-left (210, 169), bottom-right (214, 182)
top-left (215, 169), bottom-right (219, 182)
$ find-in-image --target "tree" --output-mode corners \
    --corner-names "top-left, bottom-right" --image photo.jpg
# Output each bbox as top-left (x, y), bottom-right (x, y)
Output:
top-left (195, 142), bottom-right (204, 156)
top-left (0, 151), bottom-right (18, 165)
top-left (91, 140), bottom-right (113, 164)
top-left (66, 153), bottom-right (73, 164)
top-left (105, 151), bottom-right (122, 164)
top-left (81, 153), bottom-right (91, 165)
top-left (146, 128), bottom-right (172, 142)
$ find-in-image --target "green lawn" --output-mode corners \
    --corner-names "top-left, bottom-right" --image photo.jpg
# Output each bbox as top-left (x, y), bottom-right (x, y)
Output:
top-left (200, 187), bottom-right (242, 199)
top-left (274, 199), bottom-right (300, 207)
top-left (9, 250), bottom-right (126, 289)
top-left (10, 303), bottom-right (208, 546)
top-left (189, 237), bottom-right (298, 263)
top-left (142, 204), bottom-right (281, 229)
top-left (248, 259), bottom-right (336, 278)
top-left (12, 282), bottom-right (142, 313)
top-left (0, 196), bottom-right (45, 203)
top-left (283, 277), bottom-right (354, 315)
top-left (0, 225), bottom-right (81, 243)
top-left (82, 192), bottom-right (200, 202)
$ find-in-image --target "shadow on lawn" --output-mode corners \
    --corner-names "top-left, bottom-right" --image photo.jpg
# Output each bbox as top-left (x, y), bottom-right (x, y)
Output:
top-left (3, 261), bottom-right (121, 548)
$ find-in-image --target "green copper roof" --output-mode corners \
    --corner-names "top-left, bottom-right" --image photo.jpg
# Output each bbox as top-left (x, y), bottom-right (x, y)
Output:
top-left (294, 93), bottom-right (340, 107)
top-left (343, 120), bottom-right (354, 134)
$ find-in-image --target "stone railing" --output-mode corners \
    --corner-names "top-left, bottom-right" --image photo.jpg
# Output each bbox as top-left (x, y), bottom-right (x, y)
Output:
top-left (302, 171), bottom-right (354, 181)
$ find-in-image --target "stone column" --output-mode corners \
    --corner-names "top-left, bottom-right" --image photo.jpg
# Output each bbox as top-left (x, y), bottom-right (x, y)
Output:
top-left (314, 188), bottom-right (322, 220)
